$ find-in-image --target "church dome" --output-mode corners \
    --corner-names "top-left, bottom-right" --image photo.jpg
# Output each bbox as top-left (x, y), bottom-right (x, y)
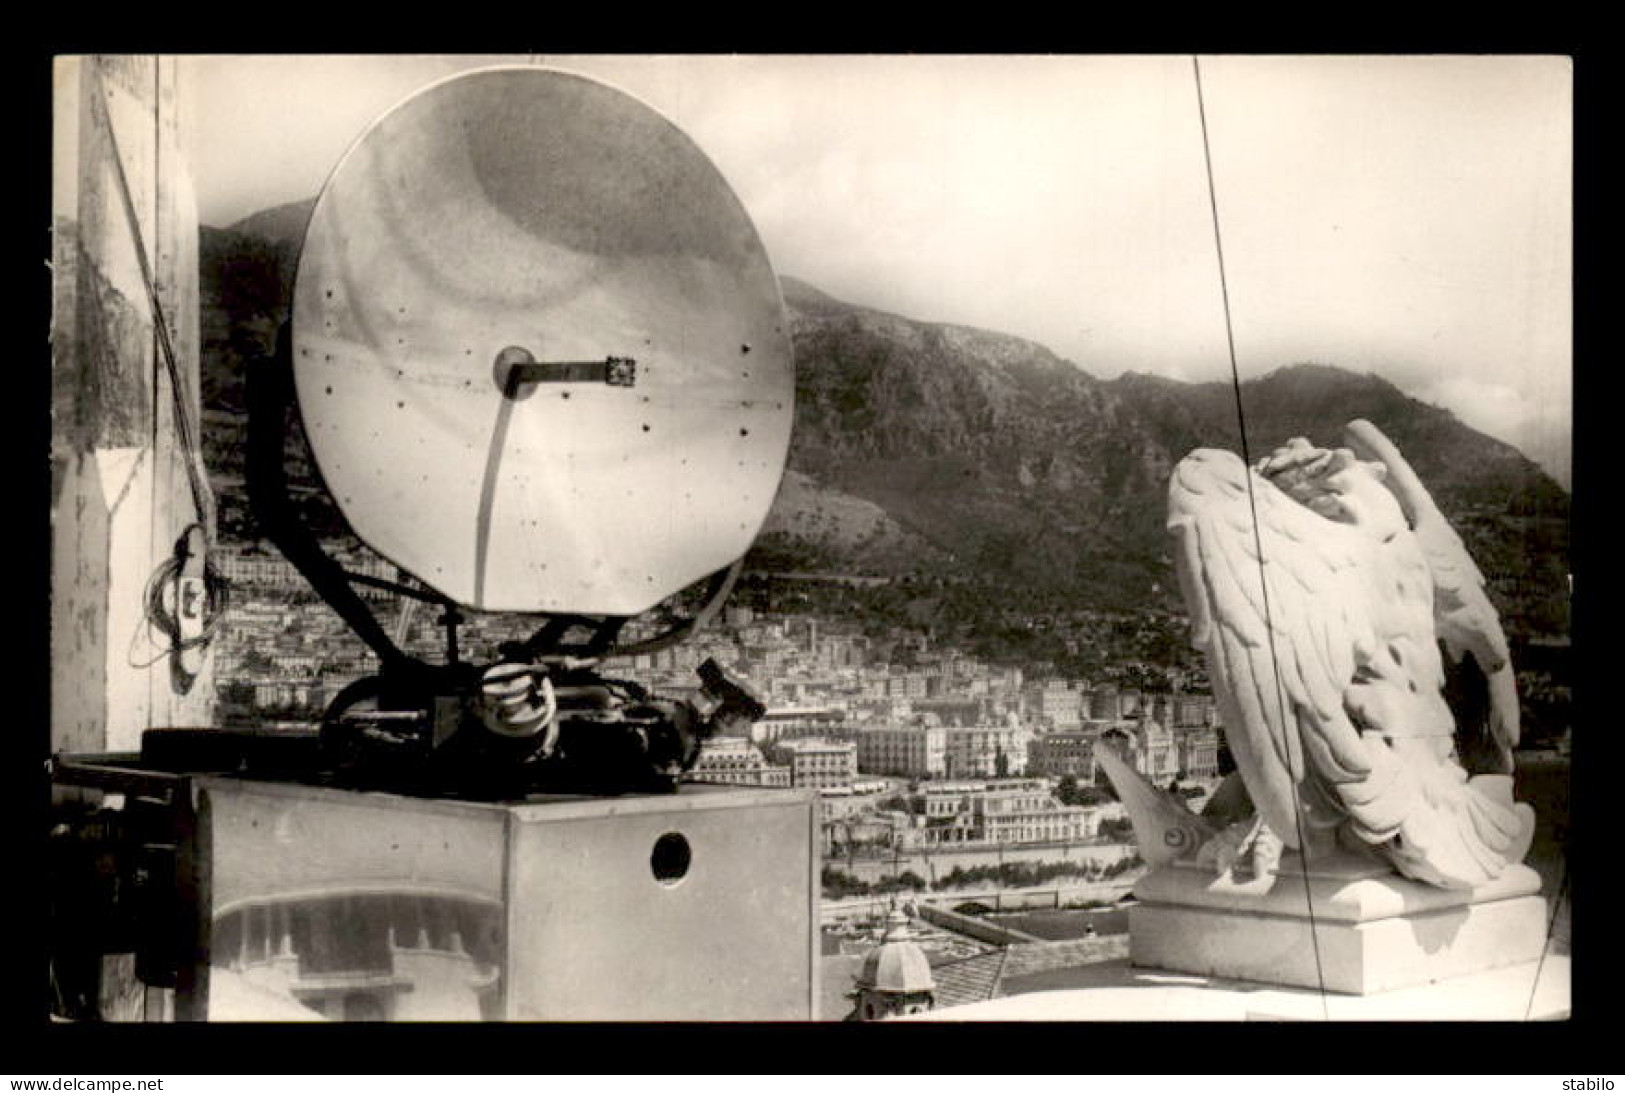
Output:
top-left (857, 909), bottom-right (935, 994)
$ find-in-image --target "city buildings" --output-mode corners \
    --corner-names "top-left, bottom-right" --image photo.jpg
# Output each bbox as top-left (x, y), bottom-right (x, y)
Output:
top-left (1026, 729), bottom-right (1098, 781)
top-left (855, 725), bottom-right (948, 779)
top-left (943, 723), bottom-right (1033, 779)
top-left (973, 779), bottom-right (1100, 844)
top-left (688, 737), bottom-right (791, 788)
top-left (1176, 722), bottom-right (1221, 782)
top-left (767, 738), bottom-right (859, 790)
top-left (754, 707), bottom-right (852, 746)
top-left (819, 780), bottom-right (892, 823)
top-left (904, 779), bottom-right (1100, 847)
top-left (210, 542), bottom-right (1226, 820)
top-left (1028, 680), bottom-right (1084, 729)
top-left (1096, 718), bottom-right (1220, 786)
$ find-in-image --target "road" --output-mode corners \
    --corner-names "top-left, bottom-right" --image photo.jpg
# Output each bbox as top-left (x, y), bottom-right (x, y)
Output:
top-left (828, 839), bottom-right (1137, 884)
top-left (821, 877), bottom-right (1138, 922)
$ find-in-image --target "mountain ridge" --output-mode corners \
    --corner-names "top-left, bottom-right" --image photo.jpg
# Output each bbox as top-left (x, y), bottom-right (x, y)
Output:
top-left (192, 199), bottom-right (1569, 650)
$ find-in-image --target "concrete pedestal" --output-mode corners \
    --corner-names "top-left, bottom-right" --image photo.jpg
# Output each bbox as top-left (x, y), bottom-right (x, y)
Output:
top-left (195, 777), bottom-right (820, 1020)
top-left (901, 955), bottom-right (1570, 1020)
top-left (1128, 852), bottom-right (1548, 995)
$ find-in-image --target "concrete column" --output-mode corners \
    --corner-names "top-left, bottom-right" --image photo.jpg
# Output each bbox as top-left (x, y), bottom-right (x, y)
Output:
top-left (52, 55), bottom-right (215, 755)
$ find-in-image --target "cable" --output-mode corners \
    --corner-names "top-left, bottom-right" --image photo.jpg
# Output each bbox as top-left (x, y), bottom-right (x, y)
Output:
top-left (612, 561), bottom-right (744, 657)
top-left (1523, 851), bottom-right (1569, 1021)
top-left (133, 522), bottom-right (231, 673)
top-left (89, 59), bottom-right (228, 683)
top-left (88, 60), bottom-right (217, 545)
top-left (1193, 55), bottom-right (1332, 1017)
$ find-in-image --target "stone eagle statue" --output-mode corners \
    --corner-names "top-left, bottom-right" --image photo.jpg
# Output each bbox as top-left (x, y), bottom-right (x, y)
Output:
top-left (1163, 419), bottom-right (1534, 890)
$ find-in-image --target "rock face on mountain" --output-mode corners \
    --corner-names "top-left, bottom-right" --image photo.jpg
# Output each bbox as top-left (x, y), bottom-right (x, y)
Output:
top-left (781, 275), bottom-right (1179, 606)
top-left (193, 200), bottom-right (1569, 639)
top-left (776, 277), bottom-right (1566, 628)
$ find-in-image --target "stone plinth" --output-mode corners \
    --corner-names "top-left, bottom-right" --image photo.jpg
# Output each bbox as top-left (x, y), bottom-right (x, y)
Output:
top-left (899, 955), bottom-right (1570, 1020)
top-left (1129, 852), bottom-right (1548, 995)
top-left (198, 777), bottom-right (821, 1020)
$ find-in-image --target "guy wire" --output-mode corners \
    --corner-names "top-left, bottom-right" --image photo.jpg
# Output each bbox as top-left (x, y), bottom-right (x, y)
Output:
top-left (1523, 850), bottom-right (1569, 1021)
top-left (90, 61), bottom-right (217, 545)
top-left (1193, 55), bottom-right (1331, 1017)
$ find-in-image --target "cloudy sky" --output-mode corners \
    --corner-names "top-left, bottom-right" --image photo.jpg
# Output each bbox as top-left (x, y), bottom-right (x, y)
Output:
top-left (64, 54), bottom-right (1572, 485)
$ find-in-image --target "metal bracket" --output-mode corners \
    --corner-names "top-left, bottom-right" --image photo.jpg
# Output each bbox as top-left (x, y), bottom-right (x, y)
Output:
top-left (509, 355), bottom-right (637, 388)
top-left (494, 348), bottom-right (637, 399)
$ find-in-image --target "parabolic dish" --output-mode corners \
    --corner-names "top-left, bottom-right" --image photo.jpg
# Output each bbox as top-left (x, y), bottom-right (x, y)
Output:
top-left (292, 67), bottom-right (794, 615)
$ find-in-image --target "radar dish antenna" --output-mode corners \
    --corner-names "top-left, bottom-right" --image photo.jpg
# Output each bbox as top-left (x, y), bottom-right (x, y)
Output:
top-left (291, 66), bottom-right (794, 615)
top-left (242, 67), bottom-right (782, 795)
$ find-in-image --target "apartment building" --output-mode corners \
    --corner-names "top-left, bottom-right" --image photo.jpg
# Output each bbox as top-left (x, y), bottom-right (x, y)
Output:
top-left (687, 737), bottom-right (792, 788)
top-left (1026, 728), bottom-right (1098, 781)
top-left (943, 724), bottom-right (1033, 779)
top-left (855, 725), bottom-right (947, 779)
top-left (768, 738), bottom-right (858, 790)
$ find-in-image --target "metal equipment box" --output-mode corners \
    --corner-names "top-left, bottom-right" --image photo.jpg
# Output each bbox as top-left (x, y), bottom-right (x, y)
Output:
top-left (197, 778), bottom-right (820, 1020)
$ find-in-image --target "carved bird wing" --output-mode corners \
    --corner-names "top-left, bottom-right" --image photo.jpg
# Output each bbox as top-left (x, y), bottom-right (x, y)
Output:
top-left (1342, 419), bottom-right (1519, 771)
top-left (1168, 445), bottom-right (1532, 888)
top-left (1168, 447), bottom-right (1380, 854)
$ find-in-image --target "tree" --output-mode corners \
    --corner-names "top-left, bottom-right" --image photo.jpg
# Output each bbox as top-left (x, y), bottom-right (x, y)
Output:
top-left (238, 647), bottom-right (277, 676)
top-left (821, 865), bottom-right (873, 900)
top-left (1056, 774), bottom-right (1113, 808)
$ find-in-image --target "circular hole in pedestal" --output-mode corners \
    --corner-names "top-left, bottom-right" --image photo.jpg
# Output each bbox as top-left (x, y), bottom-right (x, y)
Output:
top-left (650, 832), bottom-right (691, 886)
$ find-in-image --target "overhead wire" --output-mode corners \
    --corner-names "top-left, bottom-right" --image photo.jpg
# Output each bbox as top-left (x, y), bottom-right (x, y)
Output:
top-left (1523, 852), bottom-right (1569, 1020)
top-left (90, 62), bottom-right (217, 545)
top-left (1192, 55), bottom-right (1332, 1017)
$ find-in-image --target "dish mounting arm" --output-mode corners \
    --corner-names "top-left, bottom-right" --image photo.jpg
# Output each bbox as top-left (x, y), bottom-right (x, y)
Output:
top-left (245, 324), bottom-right (430, 676)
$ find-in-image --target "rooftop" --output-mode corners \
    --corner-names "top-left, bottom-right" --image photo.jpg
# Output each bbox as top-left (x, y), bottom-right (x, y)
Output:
top-left (854, 909), bottom-right (936, 993)
top-left (898, 954), bottom-right (1571, 1021)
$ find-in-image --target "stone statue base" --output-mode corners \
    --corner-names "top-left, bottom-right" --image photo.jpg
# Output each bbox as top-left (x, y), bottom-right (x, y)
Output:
top-left (1129, 851), bottom-right (1548, 995)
